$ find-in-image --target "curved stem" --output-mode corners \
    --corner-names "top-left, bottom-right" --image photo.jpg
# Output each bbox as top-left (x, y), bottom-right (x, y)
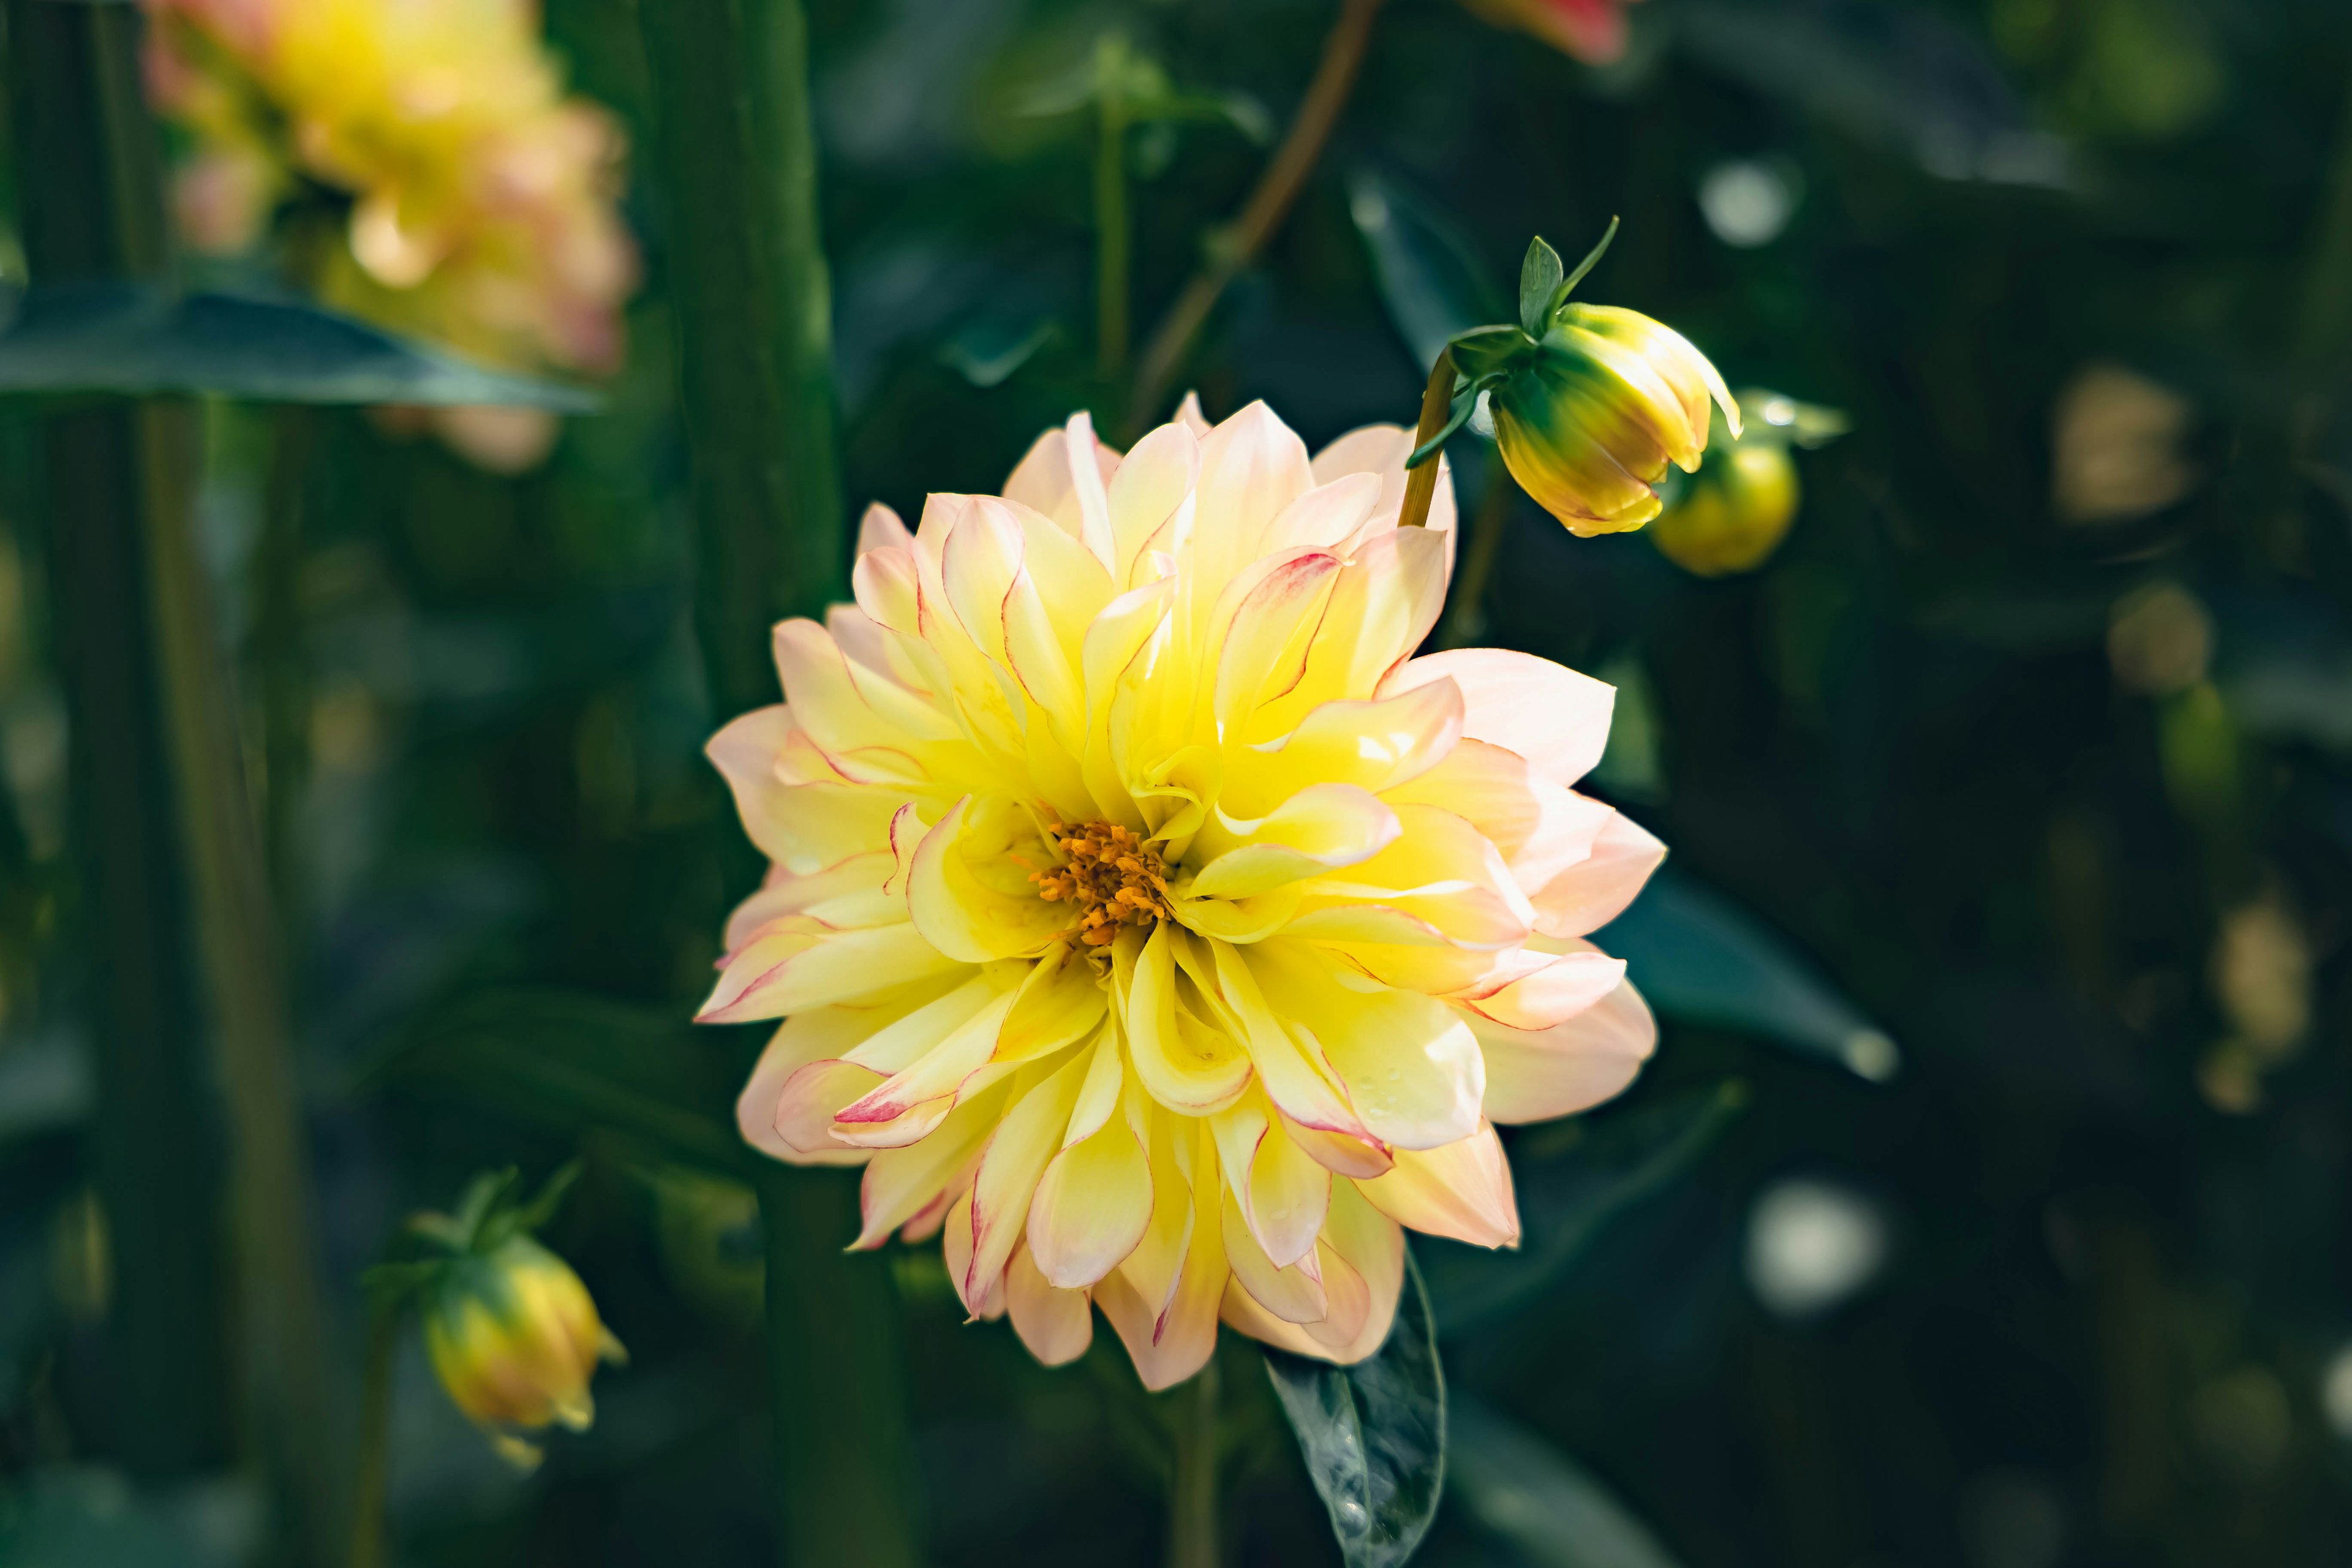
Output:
top-left (1438, 459), bottom-right (1517, 649)
top-left (348, 1303), bottom-right (397, 1568)
top-left (1169, 1353), bottom-right (1222, 1568)
top-left (1397, 349), bottom-right (1457, 532)
top-left (1127, 0), bottom-right (1383, 432)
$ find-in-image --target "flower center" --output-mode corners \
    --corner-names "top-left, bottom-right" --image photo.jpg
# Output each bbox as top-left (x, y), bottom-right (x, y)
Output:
top-left (1029, 820), bottom-right (1173, 947)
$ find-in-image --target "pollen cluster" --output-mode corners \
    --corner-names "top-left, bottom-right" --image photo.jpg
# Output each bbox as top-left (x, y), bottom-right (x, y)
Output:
top-left (1030, 820), bottom-right (1173, 946)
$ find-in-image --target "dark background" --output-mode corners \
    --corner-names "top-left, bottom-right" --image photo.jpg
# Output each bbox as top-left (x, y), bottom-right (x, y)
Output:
top-left (4, 0), bottom-right (2352, 1564)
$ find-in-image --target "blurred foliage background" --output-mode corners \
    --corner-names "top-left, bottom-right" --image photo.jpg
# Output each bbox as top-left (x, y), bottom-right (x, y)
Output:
top-left (4, 0), bottom-right (2352, 1564)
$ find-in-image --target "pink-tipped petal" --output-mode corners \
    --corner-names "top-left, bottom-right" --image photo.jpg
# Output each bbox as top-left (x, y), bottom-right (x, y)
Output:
top-left (1361, 1122), bottom-right (1520, 1247)
top-left (1379, 648), bottom-right (1616, 788)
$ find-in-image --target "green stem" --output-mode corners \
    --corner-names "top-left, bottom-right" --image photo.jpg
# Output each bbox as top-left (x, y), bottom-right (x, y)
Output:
top-left (348, 1303), bottom-right (398, 1568)
top-left (1437, 459), bottom-right (1516, 649)
top-left (1095, 59), bottom-right (1132, 389)
top-left (6, 0), bottom-right (236, 1482)
top-left (1397, 349), bottom-right (1456, 532)
top-left (639, 0), bottom-right (846, 716)
top-left (256, 405), bottom-right (316, 927)
top-left (1126, 0), bottom-right (1384, 435)
top-left (756, 1166), bottom-right (923, 1568)
top-left (1168, 1352), bottom-right (1222, 1568)
top-left (2297, 51), bottom-right (2352, 366)
top-left (638, 6), bottom-right (920, 1565)
top-left (10, 8), bottom-right (340, 1553)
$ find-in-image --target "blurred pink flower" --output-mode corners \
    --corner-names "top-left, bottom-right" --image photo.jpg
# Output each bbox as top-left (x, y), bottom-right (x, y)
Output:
top-left (1463, 0), bottom-right (1639, 64)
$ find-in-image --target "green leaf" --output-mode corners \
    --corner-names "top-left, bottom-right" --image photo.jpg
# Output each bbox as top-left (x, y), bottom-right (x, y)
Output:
top-left (1446, 324), bottom-right (1533, 382)
top-left (1554, 216), bottom-right (1621, 312)
top-left (1348, 170), bottom-right (1510, 369)
top-left (0, 283), bottom-right (596, 408)
top-left (372, 987), bottom-right (752, 1177)
top-left (1597, 872), bottom-right (1899, 1081)
top-left (1449, 1396), bottom-right (1686, 1568)
top-left (1518, 236), bottom-right (1566, 338)
top-left (1406, 379), bottom-right (1498, 469)
top-left (1265, 1249), bottom-right (1446, 1568)
top-left (1422, 1082), bottom-right (1744, 1335)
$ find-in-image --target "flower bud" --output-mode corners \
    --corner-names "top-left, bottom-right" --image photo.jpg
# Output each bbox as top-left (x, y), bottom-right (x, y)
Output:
top-left (1649, 430), bottom-right (1799, 576)
top-left (423, 1234), bottom-right (624, 1469)
top-left (1489, 303), bottom-right (1739, 537)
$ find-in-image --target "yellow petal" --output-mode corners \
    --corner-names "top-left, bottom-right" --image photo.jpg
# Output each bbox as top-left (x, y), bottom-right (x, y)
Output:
top-left (1360, 1121), bottom-right (1520, 1247)
top-left (1251, 941), bottom-right (1485, 1151)
top-left (1117, 925), bottom-right (1253, 1114)
top-left (1005, 1243), bottom-right (1095, 1366)
top-left (1025, 1106), bottom-right (1153, 1289)
top-left (1474, 976), bottom-right (1656, 1125)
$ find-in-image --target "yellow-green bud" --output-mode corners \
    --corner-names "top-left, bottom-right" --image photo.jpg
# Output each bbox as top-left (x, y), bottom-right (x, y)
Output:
top-left (1489, 303), bottom-right (1740, 537)
top-left (1650, 435), bottom-right (1799, 576)
top-left (422, 1234), bottom-right (625, 1469)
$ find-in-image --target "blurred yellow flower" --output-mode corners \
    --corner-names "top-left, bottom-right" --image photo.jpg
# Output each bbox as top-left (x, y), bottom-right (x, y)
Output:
top-left (142, 0), bottom-right (637, 375)
top-left (708, 398), bottom-right (1665, 1385)
top-left (1461, 0), bottom-right (1640, 64)
top-left (1488, 304), bottom-right (1739, 537)
top-left (423, 1234), bottom-right (625, 1469)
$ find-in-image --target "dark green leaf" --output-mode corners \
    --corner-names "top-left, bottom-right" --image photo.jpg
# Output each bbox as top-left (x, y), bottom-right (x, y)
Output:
top-left (1265, 1249), bottom-right (1446, 1568)
top-left (1348, 170), bottom-right (1510, 369)
top-left (372, 987), bottom-right (751, 1177)
top-left (1518, 237), bottom-right (1566, 339)
top-left (0, 283), bottom-right (596, 407)
top-left (1447, 325), bottom-right (1532, 382)
top-left (1406, 379), bottom-right (1499, 469)
top-left (1423, 1082), bottom-right (1744, 1335)
top-left (1555, 216), bottom-right (1621, 309)
top-left (1449, 1396), bottom-right (1686, 1568)
top-left (1597, 872), bottom-right (1899, 1080)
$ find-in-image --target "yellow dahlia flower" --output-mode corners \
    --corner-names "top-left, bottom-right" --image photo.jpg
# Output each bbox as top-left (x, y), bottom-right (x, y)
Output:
top-left (143, 0), bottom-right (637, 375)
top-left (707, 400), bottom-right (1665, 1385)
top-left (423, 1234), bottom-right (625, 1469)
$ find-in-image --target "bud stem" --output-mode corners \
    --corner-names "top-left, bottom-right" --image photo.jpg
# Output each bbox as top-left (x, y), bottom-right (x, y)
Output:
top-left (1397, 347), bottom-right (1457, 529)
top-left (348, 1301), bottom-right (397, 1568)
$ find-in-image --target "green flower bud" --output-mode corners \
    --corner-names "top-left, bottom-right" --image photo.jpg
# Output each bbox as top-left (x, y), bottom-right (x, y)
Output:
top-left (1650, 390), bottom-right (1847, 575)
top-left (1490, 303), bottom-right (1740, 536)
top-left (1650, 429), bottom-right (1798, 576)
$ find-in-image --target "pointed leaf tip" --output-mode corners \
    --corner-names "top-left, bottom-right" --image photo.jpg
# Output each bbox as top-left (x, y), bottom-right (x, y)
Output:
top-left (1518, 236), bottom-right (1566, 337)
top-left (1557, 215), bottom-right (1622, 307)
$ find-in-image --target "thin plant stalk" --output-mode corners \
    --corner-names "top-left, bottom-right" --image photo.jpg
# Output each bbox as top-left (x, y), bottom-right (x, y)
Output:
top-left (1127, 0), bottom-right (1383, 432)
top-left (1168, 1351), bottom-right (1222, 1568)
top-left (8, 3), bottom-right (340, 1556)
top-left (1397, 350), bottom-right (1457, 532)
top-left (1438, 459), bottom-right (1517, 649)
top-left (637, 4), bottom-right (921, 1564)
top-left (1096, 39), bottom-right (1133, 388)
top-left (2297, 53), bottom-right (2352, 366)
top-left (348, 1302), bottom-right (398, 1568)
top-left (255, 405), bottom-right (317, 925)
